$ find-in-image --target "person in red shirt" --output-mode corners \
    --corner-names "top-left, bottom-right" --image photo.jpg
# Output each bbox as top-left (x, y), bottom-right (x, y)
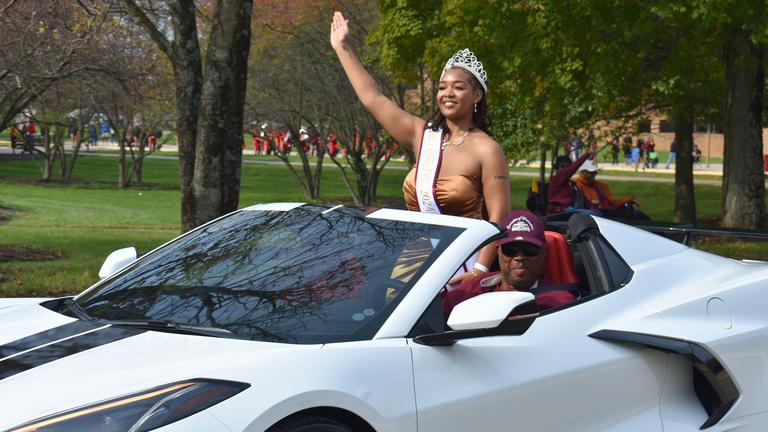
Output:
top-left (26, 121), bottom-right (36, 147)
top-left (546, 144), bottom-right (599, 216)
top-left (442, 210), bottom-right (576, 319)
top-left (327, 131), bottom-right (339, 158)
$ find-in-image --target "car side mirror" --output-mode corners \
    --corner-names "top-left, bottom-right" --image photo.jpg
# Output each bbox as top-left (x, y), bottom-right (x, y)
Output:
top-left (98, 247), bottom-right (137, 279)
top-left (413, 291), bottom-right (538, 346)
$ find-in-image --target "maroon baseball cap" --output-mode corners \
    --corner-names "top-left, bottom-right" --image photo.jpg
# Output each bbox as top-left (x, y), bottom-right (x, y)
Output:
top-left (497, 210), bottom-right (545, 247)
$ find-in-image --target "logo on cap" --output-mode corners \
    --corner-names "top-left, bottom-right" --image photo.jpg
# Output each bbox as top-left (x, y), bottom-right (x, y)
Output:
top-left (507, 216), bottom-right (534, 241)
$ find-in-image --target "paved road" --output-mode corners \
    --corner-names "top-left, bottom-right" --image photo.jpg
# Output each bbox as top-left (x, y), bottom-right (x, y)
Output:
top-left (0, 141), bottom-right (742, 187)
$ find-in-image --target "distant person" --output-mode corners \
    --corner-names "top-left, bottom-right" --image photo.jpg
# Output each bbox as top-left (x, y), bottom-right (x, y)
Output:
top-left (148, 134), bottom-right (157, 150)
top-left (646, 137), bottom-right (658, 168)
top-left (648, 149), bottom-right (659, 168)
top-left (610, 138), bottom-right (619, 165)
top-left (664, 140), bottom-right (677, 169)
top-left (693, 144), bottom-right (702, 166)
top-left (69, 121), bottom-right (78, 147)
top-left (573, 160), bottom-right (642, 219)
top-left (546, 146), bottom-right (601, 217)
top-left (100, 121), bottom-right (110, 139)
top-left (328, 131), bottom-right (339, 158)
top-left (631, 140), bottom-right (643, 172)
top-left (10, 124), bottom-right (20, 149)
top-left (622, 134), bottom-right (632, 165)
top-left (26, 121), bottom-right (36, 147)
top-left (569, 135), bottom-right (583, 161)
top-left (88, 125), bottom-right (98, 149)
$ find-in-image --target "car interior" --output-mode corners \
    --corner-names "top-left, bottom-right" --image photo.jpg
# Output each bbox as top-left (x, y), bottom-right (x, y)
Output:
top-left (408, 213), bottom-right (635, 337)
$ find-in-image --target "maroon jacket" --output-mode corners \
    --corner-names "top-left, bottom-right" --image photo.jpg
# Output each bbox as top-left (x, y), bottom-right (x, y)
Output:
top-left (546, 152), bottom-right (592, 215)
top-left (442, 272), bottom-right (576, 319)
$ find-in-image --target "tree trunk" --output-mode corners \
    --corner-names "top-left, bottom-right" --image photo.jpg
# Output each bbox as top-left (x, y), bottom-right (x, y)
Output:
top-left (133, 130), bottom-right (145, 185)
top-left (722, 28), bottom-right (765, 228)
top-left (41, 126), bottom-right (52, 181)
top-left (191, 0), bottom-right (252, 226)
top-left (168, 0), bottom-right (203, 232)
top-left (64, 127), bottom-right (82, 182)
top-left (133, 157), bottom-right (143, 185)
top-left (352, 153), bottom-right (370, 205)
top-left (312, 150), bottom-right (324, 198)
top-left (276, 152), bottom-right (312, 199)
top-left (118, 136), bottom-right (127, 188)
top-left (672, 108), bottom-right (696, 225)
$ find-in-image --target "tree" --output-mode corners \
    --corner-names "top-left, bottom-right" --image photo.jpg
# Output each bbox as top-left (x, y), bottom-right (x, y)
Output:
top-left (120, 0), bottom-right (253, 231)
top-left (374, 0), bottom-right (763, 227)
top-left (719, 9), bottom-right (766, 228)
top-left (247, 0), bottom-right (397, 205)
top-left (642, 1), bottom-right (766, 227)
top-left (31, 84), bottom-right (95, 182)
top-left (0, 1), bottom-right (108, 132)
top-left (369, 0), bottom-right (442, 117)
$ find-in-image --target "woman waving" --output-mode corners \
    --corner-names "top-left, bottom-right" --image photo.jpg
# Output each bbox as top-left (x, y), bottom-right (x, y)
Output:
top-left (331, 11), bottom-right (510, 284)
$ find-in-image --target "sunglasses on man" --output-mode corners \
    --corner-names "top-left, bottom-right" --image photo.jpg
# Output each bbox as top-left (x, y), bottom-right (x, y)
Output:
top-left (500, 242), bottom-right (543, 258)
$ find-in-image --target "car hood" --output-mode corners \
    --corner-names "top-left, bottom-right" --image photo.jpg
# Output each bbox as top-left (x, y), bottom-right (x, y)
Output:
top-left (0, 301), bottom-right (318, 430)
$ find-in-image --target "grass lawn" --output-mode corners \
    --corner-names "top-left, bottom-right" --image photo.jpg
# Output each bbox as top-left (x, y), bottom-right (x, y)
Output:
top-left (0, 154), bottom-right (760, 297)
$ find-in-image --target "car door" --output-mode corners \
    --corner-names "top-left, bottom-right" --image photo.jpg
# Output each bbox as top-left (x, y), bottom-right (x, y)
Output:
top-left (409, 287), bottom-right (671, 431)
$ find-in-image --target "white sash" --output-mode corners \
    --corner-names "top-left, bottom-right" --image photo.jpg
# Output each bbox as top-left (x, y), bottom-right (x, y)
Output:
top-left (415, 128), bottom-right (443, 214)
top-left (414, 127), bottom-right (477, 289)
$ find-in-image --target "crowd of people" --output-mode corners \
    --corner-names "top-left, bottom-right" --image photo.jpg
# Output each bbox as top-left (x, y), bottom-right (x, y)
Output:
top-left (604, 134), bottom-right (660, 171)
top-left (8, 121), bottom-right (37, 151)
top-left (248, 127), bottom-right (399, 160)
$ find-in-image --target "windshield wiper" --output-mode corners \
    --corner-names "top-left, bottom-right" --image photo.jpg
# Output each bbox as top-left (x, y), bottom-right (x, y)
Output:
top-left (61, 298), bottom-right (97, 322)
top-left (105, 319), bottom-right (240, 339)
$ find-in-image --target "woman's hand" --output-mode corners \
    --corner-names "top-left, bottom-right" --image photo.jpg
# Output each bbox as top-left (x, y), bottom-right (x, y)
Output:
top-left (448, 268), bottom-right (486, 286)
top-left (330, 11), bottom-right (349, 52)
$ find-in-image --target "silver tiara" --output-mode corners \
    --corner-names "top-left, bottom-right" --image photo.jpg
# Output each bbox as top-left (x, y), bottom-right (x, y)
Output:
top-left (442, 48), bottom-right (488, 92)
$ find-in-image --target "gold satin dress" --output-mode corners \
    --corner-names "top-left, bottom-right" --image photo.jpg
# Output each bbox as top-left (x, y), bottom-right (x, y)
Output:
top-left (402, 168), bottom-right (485, 219)
top-left (389, 168), bottom-right (486, 290)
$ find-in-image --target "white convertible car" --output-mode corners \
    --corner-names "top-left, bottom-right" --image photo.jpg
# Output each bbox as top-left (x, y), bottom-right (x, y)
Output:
top-left (1, 203), bottom-right (767, 431)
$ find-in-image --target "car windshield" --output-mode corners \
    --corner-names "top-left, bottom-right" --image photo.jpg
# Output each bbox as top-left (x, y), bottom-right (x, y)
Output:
top-left (76, 205), bottom-right (464, 344)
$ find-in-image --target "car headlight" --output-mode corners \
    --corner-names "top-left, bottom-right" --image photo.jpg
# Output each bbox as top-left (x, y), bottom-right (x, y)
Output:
top-left (9, 379), bottom-right (249, 432)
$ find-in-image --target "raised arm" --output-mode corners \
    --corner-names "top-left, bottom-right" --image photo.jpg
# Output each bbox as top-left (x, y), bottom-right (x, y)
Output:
top-left (331, 11), bottom-right (424, 150)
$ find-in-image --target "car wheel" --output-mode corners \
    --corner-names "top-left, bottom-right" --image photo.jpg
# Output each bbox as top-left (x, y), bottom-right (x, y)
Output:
top-left (269, 415), bottom-right (354, 432)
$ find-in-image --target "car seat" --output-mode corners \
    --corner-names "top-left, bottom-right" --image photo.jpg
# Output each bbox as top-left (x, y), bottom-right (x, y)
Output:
top-left (543, 231), bottom-right (579, 285)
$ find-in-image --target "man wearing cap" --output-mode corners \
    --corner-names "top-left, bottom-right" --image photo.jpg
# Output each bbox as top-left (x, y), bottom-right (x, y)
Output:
top-left (573, 159), bottom-right (638, 214)
top-left (442, 210), bottom-right (576, 319)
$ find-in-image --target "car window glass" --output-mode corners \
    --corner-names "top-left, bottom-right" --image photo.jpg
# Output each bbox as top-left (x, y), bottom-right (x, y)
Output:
top-left (594, 235), bottom-right (633, 288)
top-left (77, 206), bottom-right (464, 344)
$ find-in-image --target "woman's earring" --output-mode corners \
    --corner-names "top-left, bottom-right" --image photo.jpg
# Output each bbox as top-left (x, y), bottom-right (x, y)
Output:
top-left (474, 103), bottom-right (477, 113)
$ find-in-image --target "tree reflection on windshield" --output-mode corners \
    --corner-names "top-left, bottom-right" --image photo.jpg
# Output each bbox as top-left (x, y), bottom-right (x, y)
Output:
top-left (78, 206), bottom-right (463, 343)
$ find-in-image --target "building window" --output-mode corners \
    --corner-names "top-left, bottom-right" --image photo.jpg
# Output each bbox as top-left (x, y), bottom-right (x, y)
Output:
top-left (658, 119), bottom-right (674, 133)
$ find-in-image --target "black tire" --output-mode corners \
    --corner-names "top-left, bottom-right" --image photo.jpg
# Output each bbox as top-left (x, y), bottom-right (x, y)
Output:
top-left (268, 415), bottom-right (354, 432)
